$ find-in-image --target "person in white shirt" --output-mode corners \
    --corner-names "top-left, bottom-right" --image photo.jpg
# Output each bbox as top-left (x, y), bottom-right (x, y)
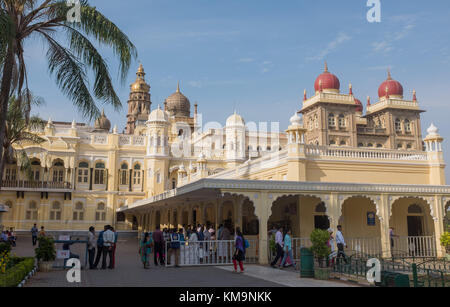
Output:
top-left (336, 225), bottom-right (347, 264)
top-left (88, 226), bottom-right (96, 269)
top-left (270, 226), bottom-right (284, 267)
top-left (101, 225), bottom-right (115, 269)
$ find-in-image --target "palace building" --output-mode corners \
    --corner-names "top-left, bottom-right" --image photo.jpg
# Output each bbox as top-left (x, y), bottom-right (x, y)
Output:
top-left (0, 63), bottom-right (449, 263)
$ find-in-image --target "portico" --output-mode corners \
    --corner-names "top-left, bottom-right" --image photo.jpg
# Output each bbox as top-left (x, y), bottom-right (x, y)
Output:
top-left (119, 178), bottom-right (450, 264)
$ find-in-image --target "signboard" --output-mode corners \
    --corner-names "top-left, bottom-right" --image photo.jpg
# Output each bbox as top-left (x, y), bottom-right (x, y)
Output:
top-left (367, 212), bottom-right (376, 226)
top-left (57, 250), bottom-right (70, 259)
top-left (58, 235), bottom-right (71, 241)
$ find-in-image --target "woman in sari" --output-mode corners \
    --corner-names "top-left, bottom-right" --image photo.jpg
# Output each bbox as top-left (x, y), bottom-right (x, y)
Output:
top-left (139, 232), bottom-right (153, 269)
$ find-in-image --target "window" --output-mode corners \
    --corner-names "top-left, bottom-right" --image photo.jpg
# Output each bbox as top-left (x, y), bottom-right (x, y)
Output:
top-left (120, 163), bottom-right (128, 185)
top-left (395, 119), bottom-right (402, 132)
top-left (328, 113), bottom-right (335, 127)
top-left (358, 143), bottom-right (364, 147)
top-left (314, 115), bottom-right (319, 128)
top-left (308, 117), bottom-right (313, 130)
top-left (50, 201), bottom-right (62, 220)
top-left (407, 143), bottom-right (412, 149)
top-left (78, 162), bottom-right (89, 184)
top-left (94, 162), bottom-right (105, 185)
top-left (404, 119), bottom-right (411, 133)
top-left (133, 164), bottom-right (141, 185)
top-left (330, 140), bottom-right (336, 146)
top-left (338, 114), bottom-right (346, 128)
top-left (5, 168), bottom-right (16, 181)
top-left (5, 201), bottom-right (12, 209)
top-left (340, 140), bottom-right (346, 146)
top-left (52, 162), bottom-right (65, 183)
top-left (377, 144), bottom-right (383, 148)
top-left (367, 143), bottom-right (374, 147)
top-left (73, 202), bottom-right (84, 221)
top-left (397, 143), bottom-right (403, 149)
top-left (31, 161), bottom-right (40, 181)
top-left (156, 172), bottom-right (161, 184)
top-left (95, 202), bottom-right (106, 221)
top-left (26, 201), bottom-right (38, 220)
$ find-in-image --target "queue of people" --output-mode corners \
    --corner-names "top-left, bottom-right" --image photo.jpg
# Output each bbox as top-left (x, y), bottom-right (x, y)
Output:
top-left (138, 224), bottom-right (248, 273)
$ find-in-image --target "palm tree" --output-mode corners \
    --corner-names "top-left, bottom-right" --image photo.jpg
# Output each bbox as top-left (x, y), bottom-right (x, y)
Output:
top-left (0, 0), bottom-right (137, 186)
top-left (1, 93), bottom-right (46, 183)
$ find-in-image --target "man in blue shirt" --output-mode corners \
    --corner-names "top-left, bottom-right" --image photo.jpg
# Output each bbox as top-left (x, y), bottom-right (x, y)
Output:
top-left (93, 225), bottom-right (107, 269)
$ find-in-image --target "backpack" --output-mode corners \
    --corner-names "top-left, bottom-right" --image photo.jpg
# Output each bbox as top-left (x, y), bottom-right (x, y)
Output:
top-left (170, 233), bottom-right (180, 249)
top-left (244, 239), bottom-right (250, 249)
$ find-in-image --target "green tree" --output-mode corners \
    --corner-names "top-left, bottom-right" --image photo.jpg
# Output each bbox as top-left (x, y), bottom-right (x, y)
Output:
top-left (0, 0), bottom-right (137, 186)
top-left (1, 93), bottom-right (46, 181)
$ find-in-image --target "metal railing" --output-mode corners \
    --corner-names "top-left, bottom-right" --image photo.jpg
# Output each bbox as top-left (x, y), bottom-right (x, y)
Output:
top-left (1, 180), bottom-right (72, 190)
top-left (164, 239), bottom-right (258, 267)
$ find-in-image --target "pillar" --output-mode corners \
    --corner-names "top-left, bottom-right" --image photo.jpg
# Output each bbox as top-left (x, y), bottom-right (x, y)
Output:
top-left (253, 192), bottom-right (274, 265)
top-left (234, 197), bottom-right (244, 232)
top-left (433, 196), bottom-right (446, 258)
top-left (379, 194), bottom-right (392, 258)
top-left (215, 199), bottom-right (222, 228)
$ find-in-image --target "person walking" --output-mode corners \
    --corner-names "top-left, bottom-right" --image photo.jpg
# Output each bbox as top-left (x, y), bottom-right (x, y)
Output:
top-left (93, 225), bottom-right (107, 269)
top-left (31, 224), bottom-right (38, 246)
top-left (232, 227), bottom-right (246, 273)
top-left (87, 226), bottom-right (96, 269)
top-left (102, 225), bottom-right (115, 269)
top-left (270, 226), bottom-right (284, 268)
top-left (38, 226), bottom-right (46, 237)
top-left (111, 227), bottom-right (118, 268)
top-left (139, 232), bottom-right (153, 269)
top-left (169, 229), bottom-right (181, 267)
top-left (327, 228), bottom-right (336, 267)
top-left (280, 229), bottom-right (295, 269)
top-left (219, 224), bottom-right (231, 262)
top-left (152, 225), bottom-right (165, 266)
top-left (336, 225), bottom-right (348, 264)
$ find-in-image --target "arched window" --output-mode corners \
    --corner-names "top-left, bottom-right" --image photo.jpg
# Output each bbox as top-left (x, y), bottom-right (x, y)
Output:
top-left (26, 201), bottom-right (38, 220)
top-left (73, 202), bottom-right (84, 221)
top-left (404, 119), bottom-right (411, 133)
top-left (50, 201), bottom-right (62, 220)
top-left (314, 115), bottom-right (319, 129)
top-left (328, 113), bottom-right (335, 127)
top-left (31, 160), bottom-right (41, 181)
top-left (358, 143), bottom-right (364, 147)
top-left (397, 143), bottom-right (403, 150)
top-left (94, 162), bottom-right (105, 185)
top-left (120, 163), bottom-right (128, 185)
top-left (338, 114), bottom-right (346, 128)
top-left (95, 202), bottom-right (106, 221)
top-left (330, 140), bottom-right (336, 146)
top-left (408, 204), bottom-right (422, 214)
top-left (340, 140), bottom-right (346, 146)
top-left (395, 118), bottom-right (402, 132)
top-left (5, 201), bottom-right (12, 209)
top-left (133, 164), bottom-right (142, 185)
top-left (78, 162), bottom-right (89, 184)
top-left (377, 144), bottom-right (383, 148)
top-left (52, 161), bottom-right (65, 183)
top-left (367, 143), bottom-right (374, 148)
top-left (406, 143), bottom-right (412, 150)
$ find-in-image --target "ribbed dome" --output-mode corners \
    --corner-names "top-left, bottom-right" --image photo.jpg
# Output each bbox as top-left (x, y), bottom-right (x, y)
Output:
top-left (289, 112), bottom-right (302, 126)
top-left (226, 112), bottom-right (245, 127)
top-left (148, 105), bottom-right (168, 122)
top-left (94, 110), bottom-right (111, 132)
top-left (378, 70), bottom-right (403, 98)
top-left (130, 64), bottom-right (150, 92)
top-left (165, 82), bottom-right (190, 117)
top-left (355, 98), bottom-right (363, 113)
top-left (314, 62), bottom-right (340, 93)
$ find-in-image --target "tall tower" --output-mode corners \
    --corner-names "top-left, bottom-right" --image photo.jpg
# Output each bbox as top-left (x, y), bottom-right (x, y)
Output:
top-left (126, 64), bottom-right (151, 134)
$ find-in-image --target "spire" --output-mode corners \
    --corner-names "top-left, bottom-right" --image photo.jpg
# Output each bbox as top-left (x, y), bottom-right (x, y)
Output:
top-left (324, 61), bottom-right (328, 73)
top-left (176, 81), bottom-right (180, 93)
top-left (349, 83), bottom-right (353, 95)
top-left (387, 68), bottom-right (392, 80)
top-left (137, 63), bottom-right (145, 79)
top-left (303, 89), bottom-right (307, 101)
top-left (194, 102), bottom-right (198, 115)
top-left (413, 89), bottom-right (417, 101)
top-left (71, 119), bottom-right (76, 129)
top-left (367, 96), bottom-right (371, 107)
top-left (101, 109), bottom-right (105, 117)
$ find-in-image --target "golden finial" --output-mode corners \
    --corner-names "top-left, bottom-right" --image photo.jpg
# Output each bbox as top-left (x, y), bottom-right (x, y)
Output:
top-left (176, 81), bottom-right (180, 93)
top-left (387, 68), bottom-right (392, 80)
top-left (324, 61), bottom-right (328, 73)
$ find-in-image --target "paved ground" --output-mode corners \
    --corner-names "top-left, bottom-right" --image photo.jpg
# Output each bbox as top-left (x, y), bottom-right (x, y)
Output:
top-left (12, 235), bottom-right (357, 287)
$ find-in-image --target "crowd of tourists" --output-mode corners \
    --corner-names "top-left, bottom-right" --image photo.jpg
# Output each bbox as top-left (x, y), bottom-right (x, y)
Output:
top-left (0, 227), bottom-right (16, 246)
top-left (139, 223), bottom-right (248, 273)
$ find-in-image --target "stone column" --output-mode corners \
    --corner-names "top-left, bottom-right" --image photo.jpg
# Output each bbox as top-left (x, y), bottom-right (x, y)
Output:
top-left (379, 194), bottom-right (392, 258)
top-left (252, 192), bottom-right (275, 265)
top-left (215, 199), bottom-right (223, 228)
top-left (234, 197), bottom-right (244, 232)
top-left (433, 196), bottom-right (446, 258)
top-left (327, 193), bottom-right (341, 252)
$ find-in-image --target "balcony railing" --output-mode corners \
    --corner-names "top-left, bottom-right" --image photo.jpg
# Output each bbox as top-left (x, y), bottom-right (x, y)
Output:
top-left (1, 180), bottom-right (72, 190)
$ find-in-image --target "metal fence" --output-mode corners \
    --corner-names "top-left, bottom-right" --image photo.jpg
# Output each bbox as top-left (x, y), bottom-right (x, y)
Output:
top-left (164, 239), bottom-right (258, 267)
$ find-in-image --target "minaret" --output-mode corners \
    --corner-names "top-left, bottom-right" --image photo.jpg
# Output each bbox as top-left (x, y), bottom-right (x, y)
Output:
top-left (126, 64), bottom-right (151, 134)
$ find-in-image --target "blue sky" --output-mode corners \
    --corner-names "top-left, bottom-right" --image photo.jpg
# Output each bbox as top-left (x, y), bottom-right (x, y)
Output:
top-left (26, 0), bottom-right (450, 179)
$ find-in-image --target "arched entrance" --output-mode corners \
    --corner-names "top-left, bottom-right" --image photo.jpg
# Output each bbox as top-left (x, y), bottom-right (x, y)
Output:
top-left (390, 197), bottom-right (436, 257)
top-left (340, 196), bottom-right (381, 256)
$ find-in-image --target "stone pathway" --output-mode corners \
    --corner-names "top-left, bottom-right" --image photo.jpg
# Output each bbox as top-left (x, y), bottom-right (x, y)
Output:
top-left (11, 235), bottom-right (357, 287)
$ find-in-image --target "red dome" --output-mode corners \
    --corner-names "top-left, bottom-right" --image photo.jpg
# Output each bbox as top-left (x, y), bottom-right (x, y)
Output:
top-left (314, 62), bottom-right (340, 92)
top-left (355, 98), bottom-right (363, 112)
top-left (378, 71), bottom-right (403, 98)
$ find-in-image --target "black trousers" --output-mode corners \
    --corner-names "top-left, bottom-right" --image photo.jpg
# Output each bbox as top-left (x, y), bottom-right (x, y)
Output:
top-left (88, 248), bottom-right (96, 269)
top-left (32, 236), bottom-right (37, 246)
top-left (93, 245), bottom-right (103, 268)
top-left (337, 243), bottom-right (347, 264)
top-left (271, 243), bottom-right (284, 266)
top-left (154, 242), bottom-right (165, 265)
top-left (102, 246), bottom-right (113, 269)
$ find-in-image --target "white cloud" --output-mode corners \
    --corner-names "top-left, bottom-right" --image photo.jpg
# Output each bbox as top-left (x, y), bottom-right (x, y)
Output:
top-left (307, 32), bottom-right (352, 61)
top-left (371, 15), bottom-right (416, 54)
